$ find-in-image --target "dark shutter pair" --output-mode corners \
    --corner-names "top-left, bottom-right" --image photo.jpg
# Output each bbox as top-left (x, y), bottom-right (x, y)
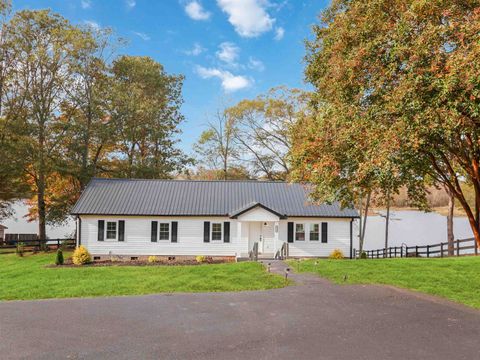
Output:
top-left (287, 222), bottom-right (327, 243)
top-left (97, 220), bottom-right (124, 241)
top-left (151, 221), bottom-right (177, 242)
top-left (203, 221), bottom-right (230, 243)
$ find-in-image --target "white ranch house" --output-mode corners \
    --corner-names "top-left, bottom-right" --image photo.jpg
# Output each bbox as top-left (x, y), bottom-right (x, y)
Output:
top-left (71, 179), bottom-right (358, 260)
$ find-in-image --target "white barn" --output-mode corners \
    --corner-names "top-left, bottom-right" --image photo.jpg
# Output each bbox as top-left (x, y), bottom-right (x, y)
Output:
top-left (71, 179), bottom-right (358, 260)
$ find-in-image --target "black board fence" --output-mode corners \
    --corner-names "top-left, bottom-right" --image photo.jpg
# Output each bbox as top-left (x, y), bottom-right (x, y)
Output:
top-left (354, 237), bottom-right (478, 259)
top-left (0, 238), bottom-right (76, 254)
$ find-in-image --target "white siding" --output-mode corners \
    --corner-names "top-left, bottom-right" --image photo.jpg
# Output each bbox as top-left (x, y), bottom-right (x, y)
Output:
top-left (80, 216), bottom-right (246, 257)
top-left (277, 218), bottom-right (352, 258)
top-left (79, 215), bottom-right (352, 258)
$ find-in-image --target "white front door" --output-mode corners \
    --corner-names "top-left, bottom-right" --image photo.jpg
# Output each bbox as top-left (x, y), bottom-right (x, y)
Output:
top-left (262, 222), bottom-right (274, 254)
top-left (248, 222), bottom-right (263, 254)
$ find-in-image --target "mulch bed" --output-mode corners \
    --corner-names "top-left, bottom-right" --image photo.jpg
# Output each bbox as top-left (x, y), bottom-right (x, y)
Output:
top-left (46, 258), bottom-right (228, 268)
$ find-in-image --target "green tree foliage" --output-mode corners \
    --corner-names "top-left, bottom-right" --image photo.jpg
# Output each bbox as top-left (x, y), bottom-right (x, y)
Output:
top-left (0, 0), bottom-right (29, 219)
top-left (0, 8), bottom-right (189, 235)
top-left (110, 55), bottom-right (189, 179)
top-left (295, 0), bottom-right (480, 248)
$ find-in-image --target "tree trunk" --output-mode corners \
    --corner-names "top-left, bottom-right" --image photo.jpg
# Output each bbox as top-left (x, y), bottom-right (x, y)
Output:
top-left (447, 189), bottom-right (454, 256)
top-left (37, 178), bottom-right (46, 241)
top-left (37, 119), bottom-right (47, 241)
top-left (359, 192), bottom-right (371, 253)
top-left (385, 196), bottom-right (390, 250)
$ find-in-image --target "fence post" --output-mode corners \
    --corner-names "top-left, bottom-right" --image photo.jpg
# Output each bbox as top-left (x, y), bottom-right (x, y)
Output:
top-left (440, 243), bottom-right (444, 258)
top-left (456, 239), bottom-right (460, 256)
top-left (427, 245), bottom-right (430, 258)
top-left (474, 239), bottom-right (478, 256)
top-left (415, 245), bottom-right (418, 257)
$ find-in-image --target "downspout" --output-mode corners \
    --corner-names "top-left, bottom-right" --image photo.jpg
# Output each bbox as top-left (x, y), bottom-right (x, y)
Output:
top-left (77, 216), bottom-right (82, 247)
top-left (349, 218), bottom-right (353, 259)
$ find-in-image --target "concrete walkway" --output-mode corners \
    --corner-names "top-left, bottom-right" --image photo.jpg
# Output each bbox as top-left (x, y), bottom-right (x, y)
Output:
top-left (1, 261), bottom-right (479, 360)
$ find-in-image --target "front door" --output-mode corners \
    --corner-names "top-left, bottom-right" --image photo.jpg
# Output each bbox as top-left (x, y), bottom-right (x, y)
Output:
top-left (262, 222), bottom-right (274, 254)
top-left (248, 222), bottom-right (263, 254)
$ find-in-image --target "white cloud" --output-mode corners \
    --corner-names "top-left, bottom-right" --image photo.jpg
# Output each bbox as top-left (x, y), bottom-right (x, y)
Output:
top-left (196, 66), bottom-right (252, 92)
top-left (185, 42), bottom-right (206, 56)
top-left (83, 20), bottom-right (100, 30)
top-left (248, 57), bottom-right (265, 72)
top-left (133, 31), bottom-right (150, 41)
top-left (185, 1), bottom-right (211, 21)
top-left (217, 0), bottom-right (275, 37)
top-left (126, 0), bottom-right (136, 9)
top-left (216, 42), bottom-right (240, 65)
top-left (81, 0), bottom-right (91, 9)
top-left (274, 26), bottom-right (284, 40)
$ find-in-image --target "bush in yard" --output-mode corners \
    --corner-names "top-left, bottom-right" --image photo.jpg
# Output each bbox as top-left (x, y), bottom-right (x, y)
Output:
top-left (329, 249), bottom-right (344, 260)
top-left (55, 249), bottom-right (64, 265)
top-left (72, 246), bottom-right (91, 265)
top-left (195, 255), bottom-right (206, 263)
top-left (16, 242), bottom-right (25, 257)
top-left (148, 256), bottom-right (157, 263)
top-left (360, 251), bottom-right (367, 259)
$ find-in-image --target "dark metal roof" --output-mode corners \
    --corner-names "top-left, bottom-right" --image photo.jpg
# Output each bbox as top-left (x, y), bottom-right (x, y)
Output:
top-left (71, 178), bottom-right (358, 218)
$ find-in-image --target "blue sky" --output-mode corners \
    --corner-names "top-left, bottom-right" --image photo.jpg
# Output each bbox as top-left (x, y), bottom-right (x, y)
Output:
top-left (13, 0), bottom-right (329, 154)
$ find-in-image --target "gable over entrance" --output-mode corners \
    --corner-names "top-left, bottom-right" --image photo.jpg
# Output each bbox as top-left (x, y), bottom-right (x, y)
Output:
top-left (229, 202), bottom-right (284, 222)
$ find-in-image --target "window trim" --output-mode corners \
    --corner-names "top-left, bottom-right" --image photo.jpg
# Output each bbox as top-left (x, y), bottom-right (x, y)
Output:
top-left (158, 222), bottom-right (171, 241)
top-left (211, 222), bottom-right (223, 241)
top-left (309, 223), bottom-right (320, 241)
top-left (295, 223), bottom-right (306, 241)
top-left (105, 221), bottom-right (118, 241)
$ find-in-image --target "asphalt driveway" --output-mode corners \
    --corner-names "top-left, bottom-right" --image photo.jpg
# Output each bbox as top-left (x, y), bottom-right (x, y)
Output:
top-left (1, 261), bottom-right (479, 360)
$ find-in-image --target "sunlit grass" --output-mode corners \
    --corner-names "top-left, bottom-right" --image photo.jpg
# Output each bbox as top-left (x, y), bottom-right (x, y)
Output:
top-left (0, 252), bottom-right (286, 300)
top-left (288, 257), bottom-right (480, 309)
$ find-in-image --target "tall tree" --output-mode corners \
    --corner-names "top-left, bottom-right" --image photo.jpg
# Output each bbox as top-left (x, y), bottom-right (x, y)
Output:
top-left (300, 0), bottom-right (480, 248)
top-left (61, 27), bottom-right (120, 190)
top-left (193, 110), bottom-right (239, 180)
top-left (226, 87), bottom-right (307, 180)
top-left (110, 55), bottom-right (188, 178)
top-left (0, 0), bottom-right (29, 219)
top-left (6, 10), bottom-right (90, 238)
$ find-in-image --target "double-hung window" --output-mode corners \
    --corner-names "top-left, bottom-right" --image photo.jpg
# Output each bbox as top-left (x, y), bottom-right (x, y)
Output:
top-left (159, 223), bottom-right (170, 240)
top-left (295, 224), bottom-right (305, 241)
top-left (211, 223), bottom-right (222, 241)
top-left (310, 224), bottom-right (320, 241)
top-left (106, 221), bottom-right (117, 240)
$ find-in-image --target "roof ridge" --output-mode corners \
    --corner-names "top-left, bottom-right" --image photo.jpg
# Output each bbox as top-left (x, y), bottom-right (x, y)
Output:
top-left (91, 177), bottom-right (290, 184)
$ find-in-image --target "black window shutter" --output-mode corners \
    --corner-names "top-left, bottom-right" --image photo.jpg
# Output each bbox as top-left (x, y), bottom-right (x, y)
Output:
top-left (98, 220), bottom-right (104, 241)
top-left (118, 220), bottom-right (125, 242)
top-left (321, 222), bottom-right (328, 243)
top-left (151, 221), bottom-right (158, 242)
top-left (287, 222), bottom-right (294, 243)
top-left (171, 221), bottom-right (178, 243)
top-left (223, 222), bottom-right (230, 243)
top-left (204, 221), bottom-right (210, 243)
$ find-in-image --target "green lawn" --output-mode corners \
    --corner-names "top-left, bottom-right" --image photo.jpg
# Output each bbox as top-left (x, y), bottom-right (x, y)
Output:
top-left (288, 257), bottom-right (480, 309)
top-left (0, 252), bottom-right (286, 301)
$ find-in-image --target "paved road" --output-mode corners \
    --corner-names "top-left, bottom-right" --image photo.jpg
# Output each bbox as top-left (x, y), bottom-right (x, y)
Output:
top-left (1, 261), bottom-right (479, 360)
